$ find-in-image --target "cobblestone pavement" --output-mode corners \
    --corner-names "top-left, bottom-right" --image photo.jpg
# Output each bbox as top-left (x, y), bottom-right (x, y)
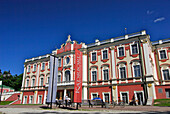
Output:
top-left (0, 105), bottom-right (170, 114)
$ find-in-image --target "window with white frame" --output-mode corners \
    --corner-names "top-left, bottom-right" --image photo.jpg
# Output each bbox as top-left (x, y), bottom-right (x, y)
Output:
top-left (26, 79), bottom-right (29, 87)
top-left (103, 69), bottom-right (109, 80)
top-left (65, 70), bottom-right (70, 82)
top-left (102, 50), bottom-right (108, 59)
top-left (41, 63), bottom-right (45, 70)
top-left (66, 57), bottom-right (70, 64)
top-left (103, 92), bottom-right (110, 103)
top-left (162, 69), bottom-right (170, 80)
top-left (91, 93), bottom-right (98, 99)
top-left (40, 77), bottom-right (44, 86)
top-left (58, 59), bottom-right (61, 67)
top-left (29, 96), bottom-right (33, 104)
top-left (27, 65), bottom-right (31, 72)
top-left (92, 71), bottom-right (97, 81)
top-left (133, 65), bottom-right (141, 77)
top-left (165, 89), bottom-right (170, 98)
top-left (47, 76), bottom-right (50, 83)
top-left (24, 96), bottom-right (27, 104)
top-left (31, 78), bottom-right (35, 87)
top-left (118, 47), bottom-right (125, 57)
top-left (58, 75), bottom-right (61, 82)
top-left (131, 43), bottom-right (138, 54)
top-left (92, 52), bottom-right (97, 61)
top-left (159, 50), bottom-right (167, 60)
top-left (120, 92), bottom-right (129, 104)
top-left (33, 64), bottom-right (36, 71)
top-left (38, 95), bottom-right (42, 104)
top-left (119, 64), bottom-right (126, 79)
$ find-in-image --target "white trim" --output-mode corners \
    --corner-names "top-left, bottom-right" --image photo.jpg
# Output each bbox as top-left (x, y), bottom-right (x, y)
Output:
top-left (130, 42), bottom-right (139, 55)
top-left (101, 48), bottom-right (108, 60)
top-left (120, 91), bottom-right (129, 104)
top-left (134, 91), bottom-right (144, 105)
top-left (31, 77), bottom-right (35, 87)
top-left (158, 49), bottom-right (168, 60)
top-left (33, 64), bottom-right (37, 71)
top-left (38, 95), bottom-right (43, 104)
top-left (91, 51), bottom-right (97, 61)
top-left (102, 66), bottom-right (109, 80)
top-left (41, 62), bottom-right (45, 70)
top-left (117, 45), bottom-right (125, 57)
top-left (161, 67), bottom-right (170, 81)
top-left (23, 95), bottom-right (28, 104)
top-left (91, 92), bottom-right (98, 100)
top-left (102, 92), bottom-right (110, 102)
top-left (118, 64), bottom-right (127, 79)
top-left (27, 65), bottom-right (31, 72)
top-left (132, 62), bottom-right (141, 78)
top-left (91, 68), bottom-right (97, 81)
top-left (29, 95), bottom-right (33, 104)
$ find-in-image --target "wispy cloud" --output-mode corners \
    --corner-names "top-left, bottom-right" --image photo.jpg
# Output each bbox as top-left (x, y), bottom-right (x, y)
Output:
top-left (154, 17), bottom-right (165, 23)
top-left (147, 10), bottom-right (154, 15)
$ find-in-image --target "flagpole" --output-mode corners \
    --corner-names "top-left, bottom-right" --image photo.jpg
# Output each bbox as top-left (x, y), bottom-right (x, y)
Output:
top-left (50, 55), bottom-right (56, 109)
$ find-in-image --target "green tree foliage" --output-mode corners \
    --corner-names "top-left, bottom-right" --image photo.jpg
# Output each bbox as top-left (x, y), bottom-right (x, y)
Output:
top-left (0, 70), bottom-right (23, 91)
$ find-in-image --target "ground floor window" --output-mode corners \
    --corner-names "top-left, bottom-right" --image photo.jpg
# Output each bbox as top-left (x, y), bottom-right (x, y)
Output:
top-left (29, 96), bottom-right (33, 104)
top-left (24, 96), bottom-right (27, 104)
top-left (102, 92), bottom-right (110, 103)
top-left (165, 89), bottom-right (170, 98)
top-left (120, 92), bottom-right (129, 104)
top-left (38, 95), bottom-right (42, 104)
top-left (135, 92), bottom-right (143, 105)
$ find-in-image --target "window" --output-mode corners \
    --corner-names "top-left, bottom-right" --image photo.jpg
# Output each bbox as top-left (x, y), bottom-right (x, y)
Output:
top-left (103, 69), bottom-right (109, 80)
top-left (92, 94), bottom-right (97, 99)
top-left (92, 71), bottom-right (97, 81)
top-left (92, 52), bottom-right (96, 61)
top-left (103, 50), bottom-right (108, 59)
top-left (165, 89), bottom-right (170, 98)
top-left (32, 78), bottom-right (35, 87)
top-left (121, 93), bottom-right (128, 104)
top-left (24, 96), bottom-right (27, 104)
top-left (28, 65), bottom-right (31, 72)
top-left (58, 75), bottom-right (61, 82)
top-left (26, 79), bottom-right (29, 87)
top-left (131, 44), bottom-right (138, 54)
top-left (118, 47), bottom-right (124, 57)
top-left (47, 76), bottom-right (50, 83)
top-left (120, 67), bottom-right (126, 79)
top-left (160, 50), bottom-right (167, 59)
top-left (40, 77), bottom-right (44, 86)
top-left (48, 61), bottom-right (50, 69)
top-left (42, 63), bottom-right (45, 70)
top-left (66, 57), bottom-right (70, 64)
top-left (103, 93), bottom-right (110, 103)
top-left (29, 96), bottom-right (33, 104)
top-left (38, 95), bottom-right (42, 104)
top-left (163, 69), bottom-right (170, 80)
top-left (33, 64), bottom-right (36, 71)
top-left (133, 65), bottom-right (141, 77)
top-left (58, 59), bottom-right (61, 67)
top-left (65, 71), bottom-right (70, 82)
top-left (3, 90), bottom-right (6, 93)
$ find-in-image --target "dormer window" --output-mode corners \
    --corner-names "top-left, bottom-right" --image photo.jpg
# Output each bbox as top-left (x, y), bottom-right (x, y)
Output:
top-left (131, 44), bottom-right (138, 54)
top-left (118, 47), bottom-right (124, 57)
top-left (103, 50), bottom-right (108, 60)
top-left (92, 52), bottom-right (97, 61)
top-left (159, 50), bottom-right (167, 60)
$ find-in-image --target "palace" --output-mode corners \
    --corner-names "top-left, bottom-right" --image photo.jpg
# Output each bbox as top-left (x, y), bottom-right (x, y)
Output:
top-left (20, 30), bottom-right (170, 105)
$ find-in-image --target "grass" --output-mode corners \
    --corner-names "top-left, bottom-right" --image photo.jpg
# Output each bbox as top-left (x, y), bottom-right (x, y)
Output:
top-left (154, 99), bottom-right (170, 106)
top-left (0, 101), bottom-right (13, 105)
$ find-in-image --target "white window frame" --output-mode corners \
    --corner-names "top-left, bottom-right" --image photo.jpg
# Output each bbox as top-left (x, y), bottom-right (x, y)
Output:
top-left (65, 56), bottom-right (70, 65)
top-left (91, 92), bottom-right (98, 100)
top-left (29, 95), bottom-right (33, 104)
top-left (91, 51), bottom-right (97, 61)
top-left (58, 75), bottom-right (61, 82)
top-left (159, 49), bottom-right (168, 60)
top-left (91, 70), bottom-right (97, 81)
top-left (161, 67), bottom-right (170, 80)
top-left (46, 74), bottom-right (50, 84)
top-left (41, 62), bottom-right (45, 70)
top-left (31, 77), bottom-right (35, 87)
top-left (102, 92), bottom-right (110, 102)
top-left (38, 95), bottom-right (43, 104)
top-left (26, 78), bottom-right (29, 87)
top-left (130, 43), bottom-right (139, 55)
top-left (134, 91), bottom-right (144, 105)
top-left (102, 66), bottom-right (109, 80)
top-left (33, 64), bottom-right (36, 71)
top-left (102, 49), bottom-right (108, 60)
top-left (58, 58), bottom-right (61, 67)
top-left (120, 91), bottom-right (129, 104)
top-left (39, 75), bottom-right (44, 86)
top-left (23, 96), bottom-right (28, 104)
top-left (117, 45), bottom-right (125, 57)
top-left (119, 64), bottom-right (127, 79)
top-left (132, 62), bottom-right (141, 77)
top-left (27, 65), bottom-right (31, 72)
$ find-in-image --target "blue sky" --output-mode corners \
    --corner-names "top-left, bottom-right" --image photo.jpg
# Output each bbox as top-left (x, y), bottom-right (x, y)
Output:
top-left (0, 0), bottom-right (170, 75)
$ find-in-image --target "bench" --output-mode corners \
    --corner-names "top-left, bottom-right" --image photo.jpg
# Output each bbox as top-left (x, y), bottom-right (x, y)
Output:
top-left (90, 100), bottom-right (106, 108)
top-left (81, 100), bottom-right (93, 107)
top-left (56, 100), bottom-right (72, 107)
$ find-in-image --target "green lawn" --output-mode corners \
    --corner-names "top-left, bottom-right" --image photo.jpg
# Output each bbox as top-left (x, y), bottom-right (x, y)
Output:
top-left (154, 99), bottom-right (170, 106)
top-left (0, 101), bottom-right (13, 105)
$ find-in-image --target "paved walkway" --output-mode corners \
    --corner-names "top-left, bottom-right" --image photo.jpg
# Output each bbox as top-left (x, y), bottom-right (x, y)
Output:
top-left (0, 105), bottom-right (170, 114)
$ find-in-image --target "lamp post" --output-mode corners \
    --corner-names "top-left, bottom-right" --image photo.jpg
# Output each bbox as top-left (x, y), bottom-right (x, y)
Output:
top-left (0, 70), bottom-right (11, 103)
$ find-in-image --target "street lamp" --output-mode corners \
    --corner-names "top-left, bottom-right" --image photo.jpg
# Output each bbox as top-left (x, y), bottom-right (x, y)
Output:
top-left (0, 70), bottom-right (11, 103)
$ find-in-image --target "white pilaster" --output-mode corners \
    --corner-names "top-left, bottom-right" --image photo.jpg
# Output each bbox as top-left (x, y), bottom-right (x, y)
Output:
top-left (21, 66), bottom-right (27, 89)
top-left (43, 90), bottom-right (47, 104)
top-left (36, 63), bottom-right (40, 86)
top-left (83, 54), bottom-right (87, 81)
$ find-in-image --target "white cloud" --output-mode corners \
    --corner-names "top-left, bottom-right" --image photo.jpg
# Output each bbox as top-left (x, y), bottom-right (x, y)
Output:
top-left (154, 17), bottom-right (165, 23)
top-left (147, 10), bottom-right (154, 15)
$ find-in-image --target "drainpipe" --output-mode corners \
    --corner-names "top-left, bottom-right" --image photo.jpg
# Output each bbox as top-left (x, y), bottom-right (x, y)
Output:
top-left (138, 37), bottom-right (148, 105)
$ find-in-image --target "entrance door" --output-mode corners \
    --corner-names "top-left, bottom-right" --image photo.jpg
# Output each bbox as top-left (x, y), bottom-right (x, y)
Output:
top-left (136, 92), bottom-right (143, 105)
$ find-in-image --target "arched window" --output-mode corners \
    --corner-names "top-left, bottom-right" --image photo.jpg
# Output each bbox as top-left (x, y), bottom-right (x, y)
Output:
top-left (26, 79), bottom-right (29, 87)
top-left (65, 70), bottom-right (70, 82)
top-left (102, 66), bottom-right (109, 80)
top-left (31, 78), bottom-right (35, 87)
top-left (118, 64), bottom-right (127, 79)
top-left (39, 75), bottom-right (44, 86)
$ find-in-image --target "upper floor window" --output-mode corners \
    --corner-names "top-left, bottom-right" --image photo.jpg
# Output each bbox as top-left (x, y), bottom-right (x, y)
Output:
top-left (92, 71), bottom-right (97, 81)
top-left (33, 64), bottom-right (36, 71)
top-left (162, 69), bottom-right (170, 80)
top-left (103, 69), bottom-right (109, 80)
top-left (27, 65), bottom-right (31, 72)
top-left (118, 47), bottom-right (124, 57)
top-left (26, 79), bottom-right (29, 87)
top-left (48, 61), bottom-right (50, 69)
top-left (58, 75), bottom-right (61, 82)
top-left (47, 76), bottom-right (50, 83)
top-left (40, 77), bottom-right (44, 86)
top-left (58, 59), bottom-right (61, 67)
top-left (65, 71), bottom-right (70, 82)
top-left (32, 78), bottom-right (35, 87)
top-left (159, 50), bottom-right (167, 60)
top-left (120, 67), bottom-right (126, 79)
top-left (42, 63), bottom-right (45, 70)
top-left (92, 52), bottom-right (97, 61)
top-left (131, 44), bottom-right (138, 54)
top-left (103, 50), bottom-right (108, 59)
top-left (66, 57), bottom-right (70, 64)
top-left (133, 65), bottom-right (141, 77)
